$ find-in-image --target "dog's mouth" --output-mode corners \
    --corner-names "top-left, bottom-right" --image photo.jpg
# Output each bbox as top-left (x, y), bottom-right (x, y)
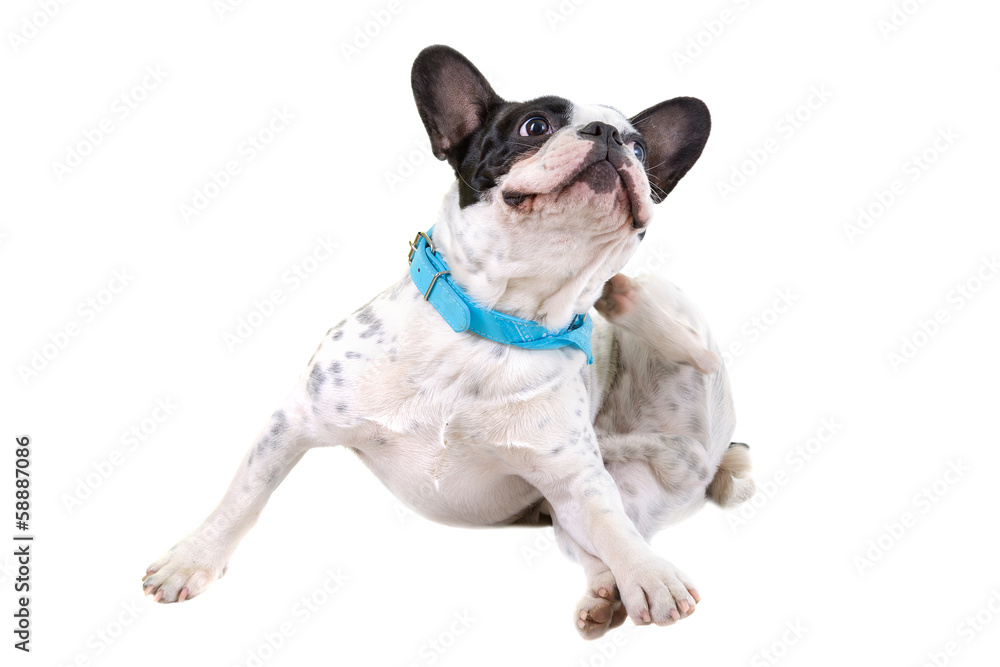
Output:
top-left (501, 151), bottom-right (649, 229)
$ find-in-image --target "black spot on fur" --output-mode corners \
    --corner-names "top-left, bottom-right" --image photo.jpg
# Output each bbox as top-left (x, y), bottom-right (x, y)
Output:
top-left (270, 411), bottom-right (287, 435)
top-left (345, 351), bottom-right (362, 359)
top-left (689, 414), bottom-right (704, 434)
top-left (360, 320), bottom-right (384, 339)
top-left (307, 365), bottom-right (325, 396)
top-left (328, 319), bottom-right (346, 340)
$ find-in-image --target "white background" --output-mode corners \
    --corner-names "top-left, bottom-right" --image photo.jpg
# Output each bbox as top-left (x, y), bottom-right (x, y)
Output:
top-left (3, 1), bottom-right (999, 665)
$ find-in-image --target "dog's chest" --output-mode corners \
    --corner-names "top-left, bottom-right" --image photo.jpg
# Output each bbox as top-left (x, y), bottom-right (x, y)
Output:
top-left (307, 276), bottom-right (596, 525)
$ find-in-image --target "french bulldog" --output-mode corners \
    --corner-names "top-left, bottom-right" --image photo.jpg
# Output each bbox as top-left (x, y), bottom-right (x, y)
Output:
top-left (142, 44), bottom-right (754, 640)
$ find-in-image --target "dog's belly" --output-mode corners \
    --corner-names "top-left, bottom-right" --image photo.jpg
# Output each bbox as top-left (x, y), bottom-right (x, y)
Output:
top-left (353, 439), bottom-right (543, 527)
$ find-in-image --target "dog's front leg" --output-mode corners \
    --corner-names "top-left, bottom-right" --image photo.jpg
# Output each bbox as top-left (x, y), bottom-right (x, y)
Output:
top-left (504, 427), bottom-right (698, 627)
top-left (142, 407), bottom-right (309, 603)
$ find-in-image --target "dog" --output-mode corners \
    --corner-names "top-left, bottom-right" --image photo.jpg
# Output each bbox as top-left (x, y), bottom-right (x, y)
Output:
top-left (142, 44), bottom-right (754, 640)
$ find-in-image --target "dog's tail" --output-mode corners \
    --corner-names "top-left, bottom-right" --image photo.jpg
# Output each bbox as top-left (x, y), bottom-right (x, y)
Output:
top-left (706, 442), bottom-right (755, 508)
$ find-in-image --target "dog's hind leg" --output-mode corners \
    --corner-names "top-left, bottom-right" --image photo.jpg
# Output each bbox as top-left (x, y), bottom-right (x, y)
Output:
top-left (142, 406), bottom-right (313, 603)
top-left (532, 501), bottom-right (627, 640)
top-left (595, 273), bottom-right (720, 375)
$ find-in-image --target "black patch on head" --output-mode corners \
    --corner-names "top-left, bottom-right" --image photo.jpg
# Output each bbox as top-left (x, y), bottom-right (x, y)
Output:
top-left (450, 96), bottom-right (572, 208)
top-left (411, 46), bottom-right (575, 208)
top-left (411, 45), bottom-right (576, 208)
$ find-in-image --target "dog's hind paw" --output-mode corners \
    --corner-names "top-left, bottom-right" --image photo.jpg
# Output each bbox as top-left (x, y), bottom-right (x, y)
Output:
top-left (594, 274), bottom-right (639, 322)
top-left (575, 591), bottom-right (627, 640)
top-left (574, 569), bottom-right (626, 640)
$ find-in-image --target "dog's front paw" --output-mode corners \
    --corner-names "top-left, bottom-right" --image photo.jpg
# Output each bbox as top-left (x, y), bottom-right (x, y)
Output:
top-left (616, 558), bottom-right (699, 626)
top-left (594, 274), bottom-right (640, 322)
top-left (575, 570), bottom-right (627, 640)
top-left (142, 537), bottom-right (229, 604)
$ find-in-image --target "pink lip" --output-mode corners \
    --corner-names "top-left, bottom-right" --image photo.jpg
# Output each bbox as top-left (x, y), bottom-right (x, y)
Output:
top-left (501, 143), bottom-right (651, 228)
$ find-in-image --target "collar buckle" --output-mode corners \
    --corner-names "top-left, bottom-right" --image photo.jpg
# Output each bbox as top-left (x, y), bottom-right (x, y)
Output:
top-left (408, 231), bottom-right (435, 264)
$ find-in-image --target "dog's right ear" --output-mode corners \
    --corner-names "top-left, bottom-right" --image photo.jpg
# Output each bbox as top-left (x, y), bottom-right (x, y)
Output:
top-left (411, 45), bottom-right (503, 165)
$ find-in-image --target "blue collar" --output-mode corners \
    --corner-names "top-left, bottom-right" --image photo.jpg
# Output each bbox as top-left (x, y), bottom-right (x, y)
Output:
top-left (408, 228), bottom-right (593, 364)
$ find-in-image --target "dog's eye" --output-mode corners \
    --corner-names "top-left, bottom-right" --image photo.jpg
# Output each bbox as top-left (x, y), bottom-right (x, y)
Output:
top-left (630, 141), bottom-right (646, 163)
top-left (519, 117), bottom-right (552, 137)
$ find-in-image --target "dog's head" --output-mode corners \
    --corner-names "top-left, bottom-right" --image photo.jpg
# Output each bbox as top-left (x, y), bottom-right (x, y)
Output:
top-left (412, 45), bottom-right (710, 329)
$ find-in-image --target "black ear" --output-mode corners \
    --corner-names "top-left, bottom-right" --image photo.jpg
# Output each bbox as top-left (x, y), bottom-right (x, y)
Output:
top-left (630, 97), bottom-right (711, 202)
top-left (411, 45), bottom-right (503, 165)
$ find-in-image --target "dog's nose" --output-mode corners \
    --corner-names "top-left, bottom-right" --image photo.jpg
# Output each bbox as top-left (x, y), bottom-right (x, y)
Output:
top-left (579, 121), bottom-right (623, 147)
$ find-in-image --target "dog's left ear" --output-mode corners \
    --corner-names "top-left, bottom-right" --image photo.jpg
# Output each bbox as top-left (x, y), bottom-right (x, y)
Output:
top-left (630, 97), bottom-right (711, 202)
top-left (411, 45), bottom-right (503, 166)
